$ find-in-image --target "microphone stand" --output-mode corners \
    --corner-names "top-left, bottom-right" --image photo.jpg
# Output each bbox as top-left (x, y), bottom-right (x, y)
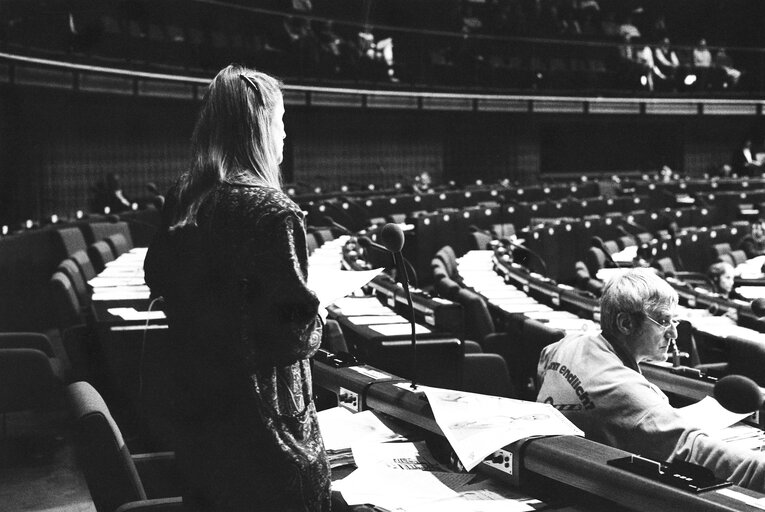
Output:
top-left (393, 250), bottom-right (418, 389)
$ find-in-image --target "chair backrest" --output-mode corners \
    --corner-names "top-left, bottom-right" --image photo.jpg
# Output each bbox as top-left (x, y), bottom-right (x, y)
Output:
top-left (469, 231), bottom-right (493, 251)
top-left (55, 227), bottom-right (87, 257)
top-left (454, 287), bottom-right (495, 344)
top-left (729, 249), bottom-right (748, 267)
top-left (50, 271), bottom-right (83, 329)
top-left (617, 235), bottom-right (636, 249)
top-left (603, 240), bottom-right (620, 254)
top-left (306, 232), bottom-right (319, 255)
top-left (71, 250), bottom-right (97, 281)
top-left (717, 253), bottom-right (735, 267)
top-left (462, 353), bottom-right (516, 398)
top-left (583, 247), bottom-right (608, 276)
top-left (57, 259), bottom-right (91, 305)
top-left (728, 337), bottom-right (765, 386)
top-left (652, 257), bottom-right (677, 277)
top-left (521, 318), bottom-right (566, 399)
top-left (0, 348), bottom-right (60, 413)
top-left (712, 242), bottom-right (732, 258)
top-left (435, 245), bottom-right (458, 279)
top-left (106, 233), bottom-right (133, 258)
top-left (88, 241), bottom-right (116, 274)
top-left (68, 381), bottom-right (147, 512)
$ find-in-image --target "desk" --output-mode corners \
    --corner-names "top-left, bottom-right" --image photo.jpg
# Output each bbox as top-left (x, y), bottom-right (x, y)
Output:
top-left (315, 360), bottom-right (765, 511)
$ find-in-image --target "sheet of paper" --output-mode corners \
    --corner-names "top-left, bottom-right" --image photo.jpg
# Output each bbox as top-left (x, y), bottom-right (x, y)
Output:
top-left (677, 396), bottom-right (751, 431)
top-left (106, 307), bottom-right (166, 321)
top-left (367, 323), bottom-right (431, 336)
top-left (352, 441), bottom-right (444, 472)
top-left (331, 296), bottom-right (395, 316)
top-left (417, 386), bottom-right (583, 472)
top-left (317, 408), bottom-right (409, 452)
top-left (89, 276), bottom-right (147, 288)
top-left (308, 268), bottom-right (385, 310)
top-left (347, 315), bottom-right (409, 325)
top-left (333, 468), bottom-right (463, 509)
top-left (92, 288), bottom-right (151, 301)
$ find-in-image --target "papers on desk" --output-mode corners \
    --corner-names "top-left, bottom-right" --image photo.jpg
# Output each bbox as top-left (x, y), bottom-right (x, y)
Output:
top-left (92, 286), bottom-right (151, 302)
top-left (367, 323), bottom-right (431, 336)
top-left (417, 386), bottom-right (583, 472)
top-left (348, 315), bottom-right (410, 325)
top-left (677, 396), bottom-right (751, 431)
top-left (736, 286), bottom-right (765, 300)
top-left (595, 267), bottom-right (628, 282)
top-left (106, 307), bottom-right (165, 321)
top-left (331, 296), bottom-right (396, 317)
top-left (89, 276), bottom-right (147, 288)
top-left (612, 245), bottom-right (638, 264)
top-left (317, 407), bottom-right (410, 469)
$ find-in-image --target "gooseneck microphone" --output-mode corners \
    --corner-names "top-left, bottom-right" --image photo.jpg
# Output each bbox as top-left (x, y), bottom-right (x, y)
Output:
top-left (751, 298), bottom-right (765, 318)
top-left (321, 215), bottom-right (353, 236)
top-left (714, 374), bottom-right (764, 414)
top-left (379, 223), bottom-right (418, 389)
top-left (591, 236), bottom-right (617, 268)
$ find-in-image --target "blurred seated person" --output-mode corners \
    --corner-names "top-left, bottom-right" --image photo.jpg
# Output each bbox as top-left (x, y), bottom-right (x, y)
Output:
top-left (654, 37), bottom-right (680, 89)
top-left (708, 261), bottom-right (747, 302)
top-left (738, 220), bottom-right (765, 258)
top-left (413, 171), bottom-right (433, 194)
top-left (636, 42), bottom-right (666, 92)
top-left (92, 172), bottom-right (132, 214)
top-left (732, 138), bottom-right (763, 177)
top-left (714, 47), bottom-right (742, 88)
top-left (537, 268), bottom-right (765, 492)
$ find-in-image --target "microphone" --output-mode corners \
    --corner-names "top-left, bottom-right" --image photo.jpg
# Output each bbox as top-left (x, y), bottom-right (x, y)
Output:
top-left (380, 223), bottom-right (418, 390)
top-left (358, 236), bottom-right (389, 254)
top-left (591, 236), bottom-right (617, 268)
top-left (751, 298), bottom-right (765, 318)
top-left (321, 215), bottom-right (353, 236)
top-left (504, 238), bottom-right (549, 276)
top-left (714, 374), bottom-right (764, 414)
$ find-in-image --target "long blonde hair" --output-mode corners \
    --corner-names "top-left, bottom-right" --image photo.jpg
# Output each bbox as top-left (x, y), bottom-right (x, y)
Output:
top-left (171, 64), bottom-right (284, 228)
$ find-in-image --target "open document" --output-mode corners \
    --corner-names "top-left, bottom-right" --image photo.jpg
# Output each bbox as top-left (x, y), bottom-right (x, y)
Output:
top-left (308, 268), bottom-right (384, 311)
top-left (418, 386), bottom-right (584, 472)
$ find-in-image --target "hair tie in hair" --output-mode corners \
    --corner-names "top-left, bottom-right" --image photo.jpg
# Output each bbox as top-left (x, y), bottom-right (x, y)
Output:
top-left (239, 74), bottom-right (263, 104)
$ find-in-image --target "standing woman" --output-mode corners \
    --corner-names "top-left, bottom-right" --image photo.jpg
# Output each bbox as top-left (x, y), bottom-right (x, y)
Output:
top-left (144, 65), bottom-right (330, 511)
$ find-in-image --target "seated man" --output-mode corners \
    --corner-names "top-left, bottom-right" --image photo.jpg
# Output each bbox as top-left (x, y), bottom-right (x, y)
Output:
top-left (537, 268), bottom-right (765, 492)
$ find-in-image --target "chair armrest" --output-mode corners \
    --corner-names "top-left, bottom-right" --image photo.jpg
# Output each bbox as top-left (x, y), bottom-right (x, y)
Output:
top-left (115, 497), bottom-right (184, 512)
top-left (0, 332), bottom-right (55, 356)
top-left (132, 452), bottom-right (181, 499)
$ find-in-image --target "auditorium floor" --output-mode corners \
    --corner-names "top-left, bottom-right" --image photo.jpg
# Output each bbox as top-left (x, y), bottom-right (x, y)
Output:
top-left (0, 410), bottom-right (95, 512)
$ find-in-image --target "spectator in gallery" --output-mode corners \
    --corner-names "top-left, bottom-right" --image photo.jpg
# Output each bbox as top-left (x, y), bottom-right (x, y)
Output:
top-left (732, 137), bottom-right (763, 177)
top-left (636, 42), bottom-right (666, 92)
top-left (92, 172), bottom-right (132, 214)
top-left (653, 37), bottom-right (680, 89)
top-left (714, 47), bottom-right (742, 87)
top-left (693, 38), bottom-right (713, 68)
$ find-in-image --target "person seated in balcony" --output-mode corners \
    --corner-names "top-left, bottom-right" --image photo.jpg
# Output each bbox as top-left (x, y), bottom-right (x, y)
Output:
top-left (635, 41), bottom-right (666, 92)
top-left (537, 268), bottom-right (765, 493)
top-left (654, 37), bottom-right (680, 90)
top-left (732, 137), bottom-right (764, 177)
top-left (714, 47), bottom-right (742, 88)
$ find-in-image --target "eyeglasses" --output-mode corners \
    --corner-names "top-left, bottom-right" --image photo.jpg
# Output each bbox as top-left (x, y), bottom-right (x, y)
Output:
top-left (644, 313), bottom-right (680, 332)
